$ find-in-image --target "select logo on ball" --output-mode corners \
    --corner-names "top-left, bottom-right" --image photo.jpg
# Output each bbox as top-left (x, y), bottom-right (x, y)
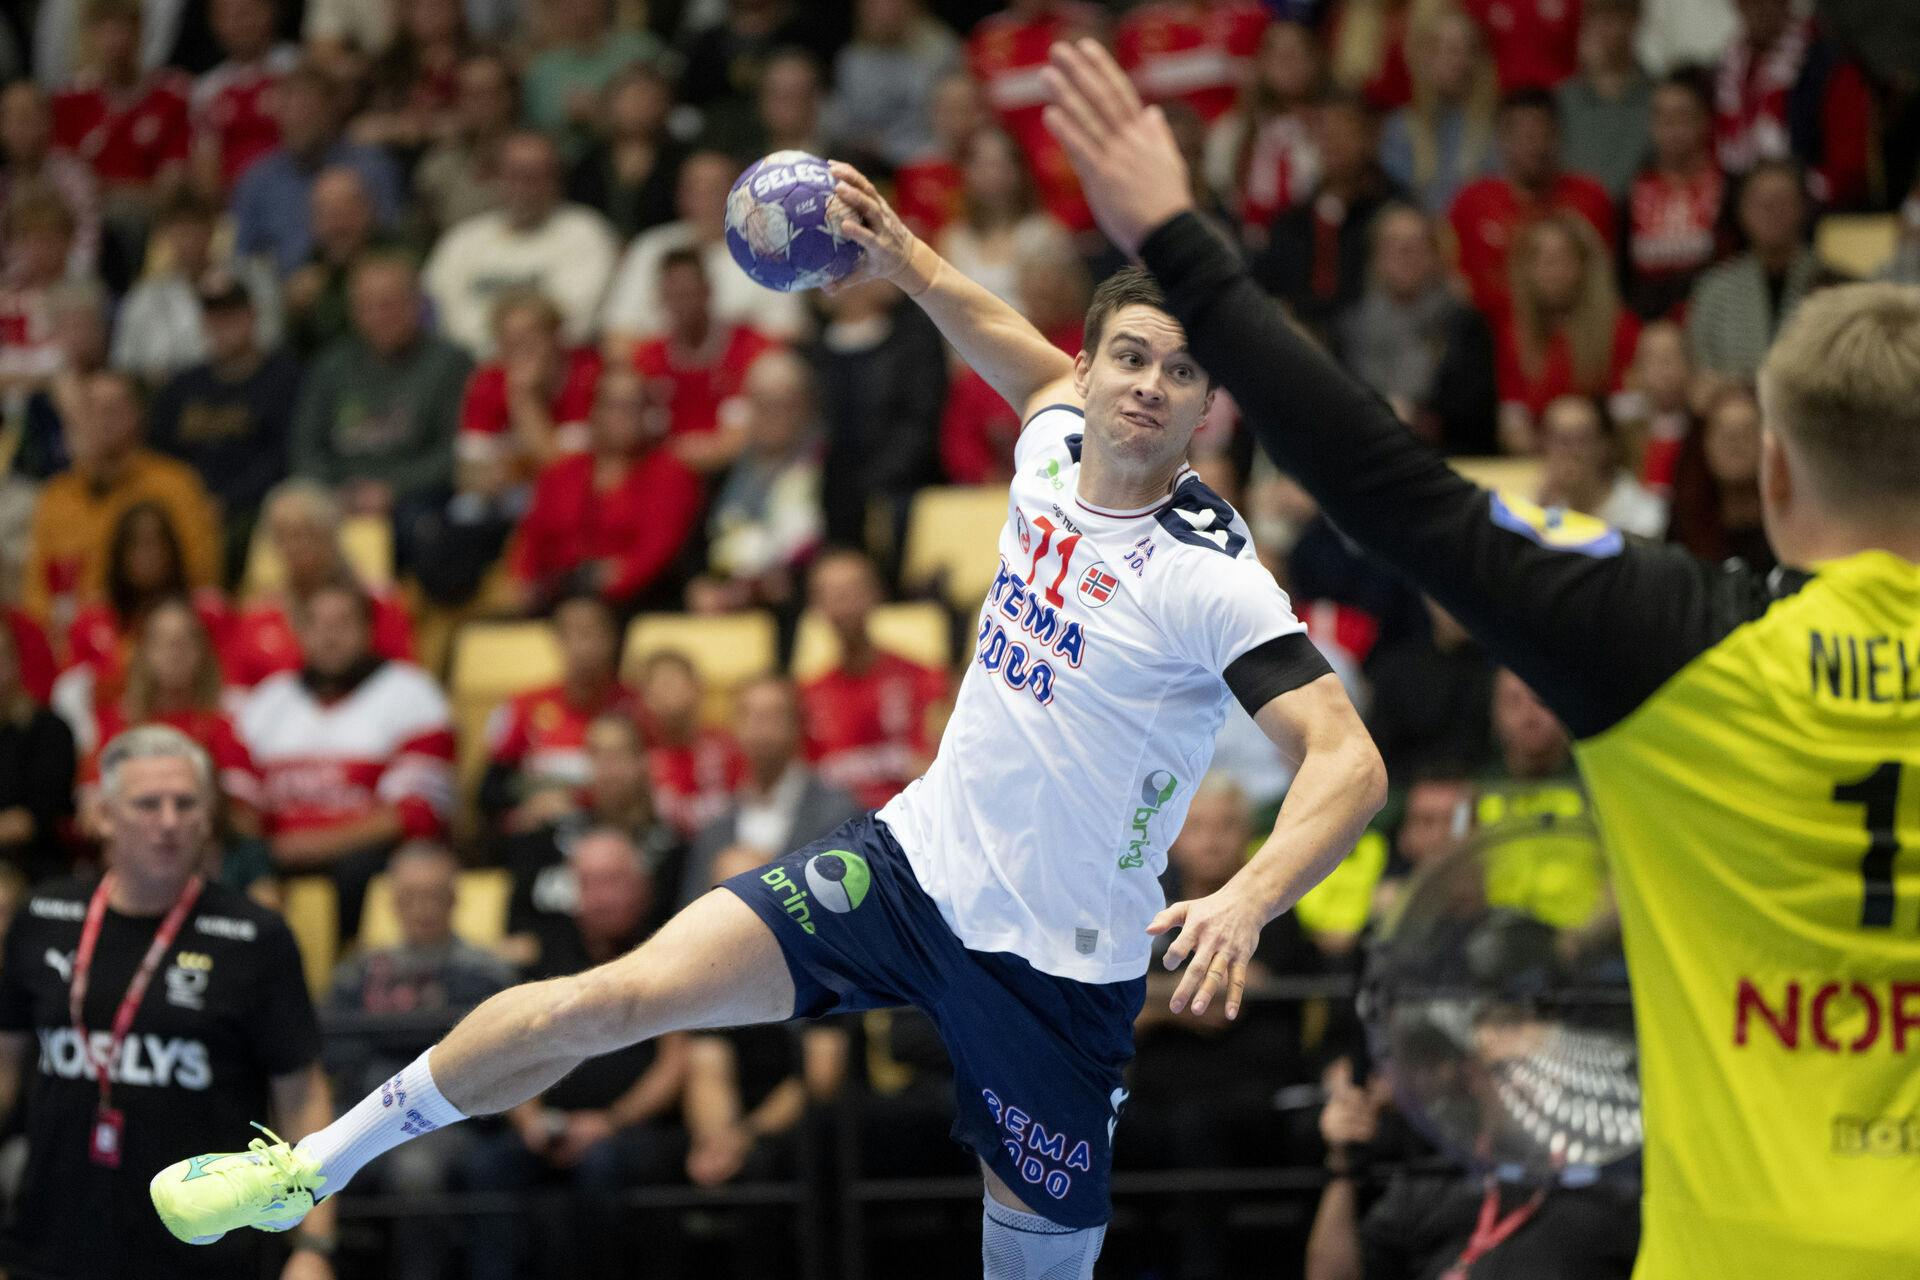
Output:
top-left (803, 851), bottom-right (871, 914)
top-left (725, 150), bottom-right (864, 294)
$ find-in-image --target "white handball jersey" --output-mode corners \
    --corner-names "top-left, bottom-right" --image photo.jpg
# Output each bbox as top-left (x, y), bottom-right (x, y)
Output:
top-left (878, 404), bottom-right (1311, 983)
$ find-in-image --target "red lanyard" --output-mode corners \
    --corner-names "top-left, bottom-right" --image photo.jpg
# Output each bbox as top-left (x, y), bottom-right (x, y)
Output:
top-left (1439, 1181), bottom-right (1546, 1280)
top-left (68, 873), bottom-right (203, 1111)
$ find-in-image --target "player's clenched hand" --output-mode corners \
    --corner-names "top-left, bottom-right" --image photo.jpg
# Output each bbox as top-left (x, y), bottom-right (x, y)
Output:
top-left (1040, 38), bottom-right (1195, 256)
top-left (828, 161), bottom-right (933, 296)
top-left (1147, 886), bottom-right (1267, 1020)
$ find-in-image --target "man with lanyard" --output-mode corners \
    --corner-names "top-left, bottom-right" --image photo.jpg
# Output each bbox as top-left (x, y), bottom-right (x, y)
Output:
top-left (0, 725), bottom-right (336, 1280)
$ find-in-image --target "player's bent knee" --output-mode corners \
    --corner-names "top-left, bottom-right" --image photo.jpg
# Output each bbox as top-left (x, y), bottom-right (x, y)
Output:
top-left (980, 1192), bottom-right (1106, 1280)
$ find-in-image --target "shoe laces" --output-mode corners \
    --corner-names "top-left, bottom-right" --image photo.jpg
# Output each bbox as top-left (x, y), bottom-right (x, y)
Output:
top-left (245, 1123), bottom-right (320, 1196)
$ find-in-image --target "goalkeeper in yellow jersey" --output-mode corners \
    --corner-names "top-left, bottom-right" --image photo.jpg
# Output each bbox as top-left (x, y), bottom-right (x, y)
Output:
top-left (1040, 37), bottom-right (1920, 1280)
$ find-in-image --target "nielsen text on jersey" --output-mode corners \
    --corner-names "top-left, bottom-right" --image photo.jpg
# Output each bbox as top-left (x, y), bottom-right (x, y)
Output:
top-left (1808, 630), bottom-right (1920, 704)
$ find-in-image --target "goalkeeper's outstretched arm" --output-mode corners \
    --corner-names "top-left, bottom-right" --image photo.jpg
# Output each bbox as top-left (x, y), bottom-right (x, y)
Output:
top-left (827, 161), bottom-right (1077, 420)
top-left (1038, 37), bottom-right (1760, 742)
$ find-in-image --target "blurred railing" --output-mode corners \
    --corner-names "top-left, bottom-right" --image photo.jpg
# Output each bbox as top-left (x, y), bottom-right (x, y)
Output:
top-left (319, 976), bottom-right (1365, 1280)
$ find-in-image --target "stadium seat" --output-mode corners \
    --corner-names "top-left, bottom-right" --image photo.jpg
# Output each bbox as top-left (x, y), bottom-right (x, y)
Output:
top-left (356, 868), bottom-right (514, 951)
top-left (623, 611), bottom-right (779, 722)
top-left (789, 601), bottom-right (952, 680)
top-left (902, 487), bottom-right (1008, 611)
top-left (242, 515), bottom-right (395, 597)
top-left (1815, 213), bottom-right (1899, 279)
top-left (1449, 455), bottom-right (1543, 500)
top-left (281, 875), bottom-right (340, 1001)
top-left (447, 621), bottom-right (565, 799)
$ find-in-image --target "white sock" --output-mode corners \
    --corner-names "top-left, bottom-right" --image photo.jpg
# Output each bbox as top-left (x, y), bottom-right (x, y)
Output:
top-left (296, 1049), bottom-right (467, 1197)
top-left (980, 1193), bottom-right (1106, 1280)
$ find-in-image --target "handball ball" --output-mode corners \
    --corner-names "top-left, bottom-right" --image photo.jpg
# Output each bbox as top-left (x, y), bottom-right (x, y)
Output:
top-left (725, 151), bottom-right (863, 294)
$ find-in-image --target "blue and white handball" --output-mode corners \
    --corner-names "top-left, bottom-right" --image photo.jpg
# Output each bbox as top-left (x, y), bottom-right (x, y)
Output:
top-left (725, 151), bottom-right (863, 294)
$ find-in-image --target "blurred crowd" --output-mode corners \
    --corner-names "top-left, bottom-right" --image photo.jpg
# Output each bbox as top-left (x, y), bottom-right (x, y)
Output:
top-left (0, 0), bottom-right (1914, 1275)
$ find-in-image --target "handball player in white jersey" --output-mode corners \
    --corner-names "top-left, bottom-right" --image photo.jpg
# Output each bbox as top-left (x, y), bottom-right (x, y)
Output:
top-left (150, 165), bottom-right (1387, 1279)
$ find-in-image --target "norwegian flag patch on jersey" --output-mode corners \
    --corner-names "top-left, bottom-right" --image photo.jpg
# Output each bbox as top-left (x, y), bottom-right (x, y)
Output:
top-left (1077, 563), bottom-right (1119, 608)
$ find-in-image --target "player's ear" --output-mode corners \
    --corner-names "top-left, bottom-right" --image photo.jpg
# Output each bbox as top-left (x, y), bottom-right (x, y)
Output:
top-left (1071, 349), bottom-right (1093, 399)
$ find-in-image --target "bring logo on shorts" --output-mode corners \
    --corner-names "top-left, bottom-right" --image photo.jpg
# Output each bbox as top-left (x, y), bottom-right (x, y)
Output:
top-left (760, 851), bottom-right (871, 936)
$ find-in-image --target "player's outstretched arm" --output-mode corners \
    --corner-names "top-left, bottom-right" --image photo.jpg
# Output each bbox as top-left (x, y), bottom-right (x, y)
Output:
top-left (1040, 38), bottom-right (1744, 741)
top-left (1151, 675), bottom-right (1386, 1021)
top-left (828, 161), bottom-right (1076, 418)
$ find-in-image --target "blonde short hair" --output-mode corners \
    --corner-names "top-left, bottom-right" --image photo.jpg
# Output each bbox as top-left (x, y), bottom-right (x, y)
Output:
top-left (1760, 282), bottom-right (1920, 502)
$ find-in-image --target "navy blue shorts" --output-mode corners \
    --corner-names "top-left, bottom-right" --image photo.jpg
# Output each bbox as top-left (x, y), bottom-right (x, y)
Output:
top-left (721, 811), bottom-right (1144, 1228)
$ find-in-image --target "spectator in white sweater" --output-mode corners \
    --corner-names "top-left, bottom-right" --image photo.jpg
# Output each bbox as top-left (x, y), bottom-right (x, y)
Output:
top-left (599, 149), bottom-right (809, 358)
top-left (422, 130), bottom-right (618, 357)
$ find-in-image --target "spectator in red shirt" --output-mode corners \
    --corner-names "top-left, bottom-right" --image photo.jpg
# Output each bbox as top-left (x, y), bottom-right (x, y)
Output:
top-left (636, 649), bottom-right (744, 839)
top-left (224, 478), bottom-right (416, 688)
top-left (239, 578), bottom-right (454, 938)
top-left (1616, 319), bottom-right (1695, 495)
top-left (1204, 19), bottom-right (1324, 249)
top-left (892, 69), bottom-right (985, 243)
top-left (0, 83), bottom-right (103, 278)
top-left (415, 289), bottom-right (602, 607)
top-left (967, 0), bottom-right (1105, 233)
top-left (190, 0), bottom-right (299, 190)
top-left (2, 608), bottom-right (57, 704)
top-left (49, 0), bottom-right (192, 204)
top-left (1713, 0), bottom-right (1873, 209)
top-left (633, 248), bottom-right (775, 477)
top-left (1116, 0), bottom-right (1272, 126)
top-left (77, 596), bottom-right (261, 840)
top-left (480, 592), bottom-right (637, 836)
top-left (1493, 210), bottom-right (1639, 449)
top-left (1625, 70), bottom-right (1728, 320)
top-left (799, 549), bottom-right (949, 811)
top-left (458, 289), bottom-right (603, 489)
top-left (0, 189), bottom-right (86, 409)
top-left (1458, 0), bottom-right (1581, 92)
top-left (1448, 88), bottom-right (1616, 314)
top-left (1665, 379), bottom-right (1770, 572)
top-left (60, 500), bottom-right (229, 685)
top-left (940, 248), bottom-right (1087, 484)
top-left (1327, 0), bottom-right (1416, 110)
top-left (511, 366), bottom-right (705, 615)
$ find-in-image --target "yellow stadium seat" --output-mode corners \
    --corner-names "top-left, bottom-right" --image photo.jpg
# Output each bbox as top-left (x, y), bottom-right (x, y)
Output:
top-left (623, 611), bottom-right (779, 723)
top-left (1815, 214), bottom-right (1899, 279)
top-left (790, 602), bottom-right (952, 681)
top-left (243, 515), bottom-right (395, 597)
top-left (1449, 455), bottom-right (1543, 500)
top-left (447, 621), bottom-right (565, 799)
top-left (356, 868), bottom-right (514, 952)
top-left (902, 487), bottom-right (1008, 611)
top-left (281, 876), bottom-right (339, 1001)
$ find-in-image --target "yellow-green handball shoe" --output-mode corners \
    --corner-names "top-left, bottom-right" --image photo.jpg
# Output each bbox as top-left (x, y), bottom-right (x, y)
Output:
top-left (150, 1123), bottom-right (327, 1245)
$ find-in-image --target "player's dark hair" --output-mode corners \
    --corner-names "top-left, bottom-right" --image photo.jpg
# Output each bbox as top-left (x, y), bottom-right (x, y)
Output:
top-left (659, 246), bottom-right (707, 279)
top-left (1655, 66), bottom-right (1714, 114)
top-left (1497, 86), bottom-right (1559, 122)
top-left (1083, 266), bottom-right (1174, 357)
top-left (303, 574), bottom-right (376, 627)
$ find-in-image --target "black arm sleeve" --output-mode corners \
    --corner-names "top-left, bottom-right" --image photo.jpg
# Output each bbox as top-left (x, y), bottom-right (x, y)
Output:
top-left (1223, 632), bottom-right (1335, 716)
top-left (1140, 213), bottom-right (1783, 740)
